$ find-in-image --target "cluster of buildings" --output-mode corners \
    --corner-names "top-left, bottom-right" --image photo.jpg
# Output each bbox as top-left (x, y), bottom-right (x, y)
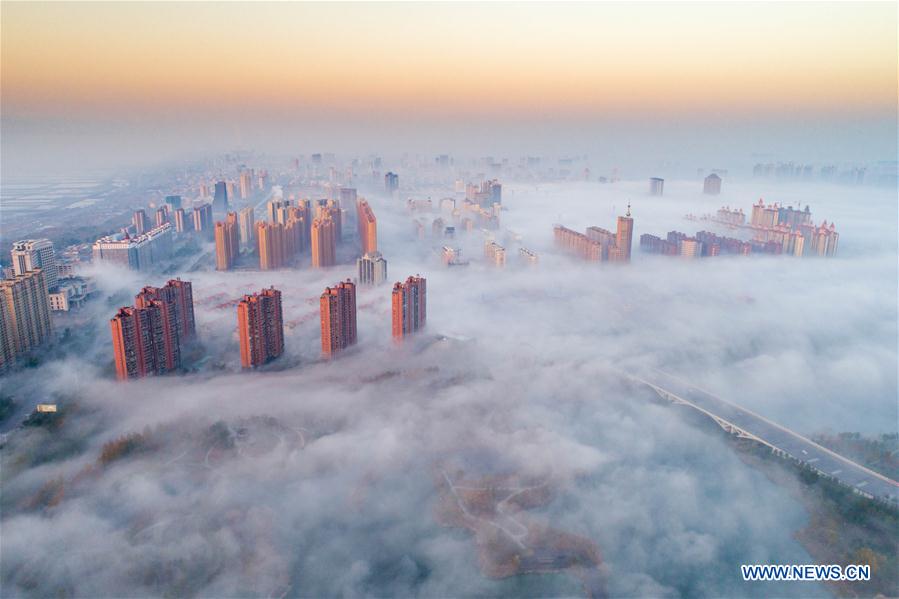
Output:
top-left (710, 200), bottom-right (839, 257)
top-left (92, 223), bottom-right (174, 271)
top-left (553, 206), bottom-right (634, 262)
top-left (109, 279), bottom-right (196, 380)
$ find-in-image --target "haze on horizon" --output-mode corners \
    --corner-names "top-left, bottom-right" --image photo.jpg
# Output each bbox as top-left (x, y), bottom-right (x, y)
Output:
top-left (1, 1), bottom-right (897, 175)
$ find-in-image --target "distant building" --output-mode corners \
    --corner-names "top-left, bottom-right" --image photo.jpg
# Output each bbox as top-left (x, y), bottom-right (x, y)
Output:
top-left (519, 248), bottom-right (539, 265)
top-left (554, 225), bottom-right (602, 261)
top-left (165, 195), bottom-right (182, 211)
top-left (215, 212), bottom-right (239, 270)
top-left (268, 199), bottom-right (290, 224)
top-left (174, 208), bottom-right (191, 233)
top-left (357, 251), bottom-right (388, 286)
top-left (385, 172), bottom-right (399, 193)
top-left (256, 221), bottom-right (286, 270)
top-left (615, 204), bottom-right (634, 262)
top-left (320, 280), bottom-right (357, 357)
top-left (0, 270), bottom-right (53, 371)
top-left (391, 275), bottom-right (426, 340)
top-left (678, 237), bottom-right (702, 258)
top-left (237, 287), bottom-right (284, 368)
top-left (239, 171), bottom-right (253, 200)
top-left (155, 207), bottom-right (169, 228)
top-left (213, 180), bottom-right (229, 216)
top-left (484, 241), bottom-right (506, 267)
top-left (238, 207), bottom-right (255, 249)
top-left (92, 224), bottom-right (173, 271)
top-left (132, 209), bottom-right (149, 235)
top-left (703, 173), bottom-right (722, 195)
top-left (311, 215), bottom-right (337, 268)
top-left (356, 199), bottom-right (378, 254)
top-left (649, 177), bottom-right (665, 196)
top-left (11, 239), bottom-right (59, 291)
top-left (192, 203), bottom-right (214, 239)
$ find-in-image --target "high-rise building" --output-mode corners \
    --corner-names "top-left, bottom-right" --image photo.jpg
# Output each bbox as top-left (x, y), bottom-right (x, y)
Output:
top-left (193, 203), bottom-right (214, 239)
top-left (237, 287), bottom-right (284, 368)
top-left (213, 180), bottom-right (229, 216)
top-left (268, 199), bottom-right (290, 224)
top-left (111, 279), bottom-right (194, 380)
top-left (257, 221), bottom-right (286, 270)
top-left (391, 275), bottom-right (426, 340)
top-left (649, 177), bottom-right (665, 196)
top-left (357, 251), bottom-right (388, 286)
top-left (239, 171), bottom-right (253, 200)
top-left (311, 215), bottom-right (337, 268)
top-left (155, 207), bottom-right (169, 228)
top-left (519, 248), bottom-right (539, 265)
top-left (703, 174), bottom-right (722, 195)
top-left (554, 225), bottom-right (602, 261)
top-left (615, 204), bottom-right (634, 262)
top-left (11, 239), bottom-right (59, 292)
top-left (165, 195), bottom-right (182, 211)
top-left (238, 207), bottom-right (255, 250)
top-left (319, 280), bottom-right (357, 357)
top-left (215, 212), bottom-right (239, 270)
top-left (0, 270), bottom-right (53, 370)
top-left (385, 172), bottom-right (399, 192)
top-left (484, 241), bottom-right (506, 267)
top-left (339, 187), bottom-right (357, 205)
top-left (92, 224), bottom-right (174, 271)
top-left (174, 208), bottom-right (191, 233)
top-left (315, 199), bottom-right (342, 242)
top-left (132, 209), bottom-right (149, 235)
top-left (356, 199), bottom-right (378, 254)
top-left (135, 279), bottom-right (196, 340)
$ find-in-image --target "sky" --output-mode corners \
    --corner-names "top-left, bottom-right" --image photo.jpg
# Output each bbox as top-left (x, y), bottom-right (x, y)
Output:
top-left (2, 2), bottom-right (897, 173)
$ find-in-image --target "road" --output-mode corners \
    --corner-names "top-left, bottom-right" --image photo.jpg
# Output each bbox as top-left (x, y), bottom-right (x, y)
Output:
top-left (630, 369), bottom-right (899, 505)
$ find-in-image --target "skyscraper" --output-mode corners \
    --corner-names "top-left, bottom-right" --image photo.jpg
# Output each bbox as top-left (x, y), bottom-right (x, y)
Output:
top-left (257, 221), bottom-right (286, 270)
top-left (165, 195), bottom-right (182, 211)
top-left (239, 171), bottom-right (253, 200)
top-left (0, 270), bottom-right (53, 369)
top-left (132, 209), bottom-right (149, 235)
top-left (213, 180), bottom-right (229, 216)
top-left (238, 207), bottom-right (255, 250)
top-left (615, 204), bottom-right (634, 262)
top-left (484, 241), bottom-right (506, 267)
top-left (268, 198), bottom-right (290, 224)
top-left (703, 173), bottom-right (722, 195)
top-left (174, 208), bottom-right (191, 233)
top-left (111, 281), bottom-right (188, 381)
top-left (649, 177), bottom-right (665, 196)
top-left (135, 279), bottom-right (196, 341)
top-left (385, 172), bottom-right (399, 192)
top-left (356, 199), bottom-right (378, 254)
top-left (320, 280), bottom-right (357, 357)
top-left (311, 215), bottom-right (337, 268)
top-left (11, 239), bottom-right (59, 292)
top-left (215, 212), bottom-right (239, 270)
top-left (237, 287), bottom-right (284, 368)
top-left (155, 207), bottom-right (169, 228)
top-left (193, 203), bottom-right (214, 239)
top-left (357, 251), bottom-right (388, 286)
top-left (391, 275), bottom-right (426, 340)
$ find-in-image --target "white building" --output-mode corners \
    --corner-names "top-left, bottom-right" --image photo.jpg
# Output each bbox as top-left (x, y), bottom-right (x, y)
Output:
top-left (11, 239), bottom-right (59, 291)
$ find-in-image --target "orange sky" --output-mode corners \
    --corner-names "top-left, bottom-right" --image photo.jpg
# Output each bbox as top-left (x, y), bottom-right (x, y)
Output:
top-left (2, 2), bottom-right (896, 121)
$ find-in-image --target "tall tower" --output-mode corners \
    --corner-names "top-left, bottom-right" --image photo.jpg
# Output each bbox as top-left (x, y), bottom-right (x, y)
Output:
top-left (135, 279), bottom-right (196, 340)
top-left (616, 203), bottom-right (634, 262)
top-left (238, 206), bottom-right (255, 249)
top-left (213, 180), bottom-right (229, 216)
top-left (11, 239), bottom-right (59, 292)
top-left (0, 270), bottom-right (53, 362)
top-left (110, 294), bottom-right (183, 381)
top-left (311, 215), bottom-right (337, 268)
top-left (320, 280), bottom-right (357, 357)
top-left (357, 252), bottom-right (388, 286)
top-left (257, 221), bottom-right (286, 270)
top-left (356, 199), bottom-right (378, 254)
top-left (391, 275), bottom-right (427, 340)
top-left (237, 287), bottom-right (284, 368)
top-left (214, 212), bottom-right (239, 270)
top-left (132, 210), bottom-right (149, 235)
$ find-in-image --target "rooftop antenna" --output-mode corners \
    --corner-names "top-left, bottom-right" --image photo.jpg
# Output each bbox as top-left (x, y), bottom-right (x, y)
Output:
top-left (626, 201), bottom-right (632, 217)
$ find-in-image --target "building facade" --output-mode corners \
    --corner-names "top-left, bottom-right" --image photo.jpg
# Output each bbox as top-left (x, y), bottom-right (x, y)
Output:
top-left (357, 251), bottom-right (388, 286)
top-left (391, 275), bottom-right (427, 340)
top-left (320, 280), bottom-right (357, 356)
top-left (237, 287), bottom-right (285, 368)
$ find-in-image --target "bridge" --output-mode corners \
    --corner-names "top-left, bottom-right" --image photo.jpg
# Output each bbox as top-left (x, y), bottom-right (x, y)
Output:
top-left (628, 370), bottom-right (899, 506)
